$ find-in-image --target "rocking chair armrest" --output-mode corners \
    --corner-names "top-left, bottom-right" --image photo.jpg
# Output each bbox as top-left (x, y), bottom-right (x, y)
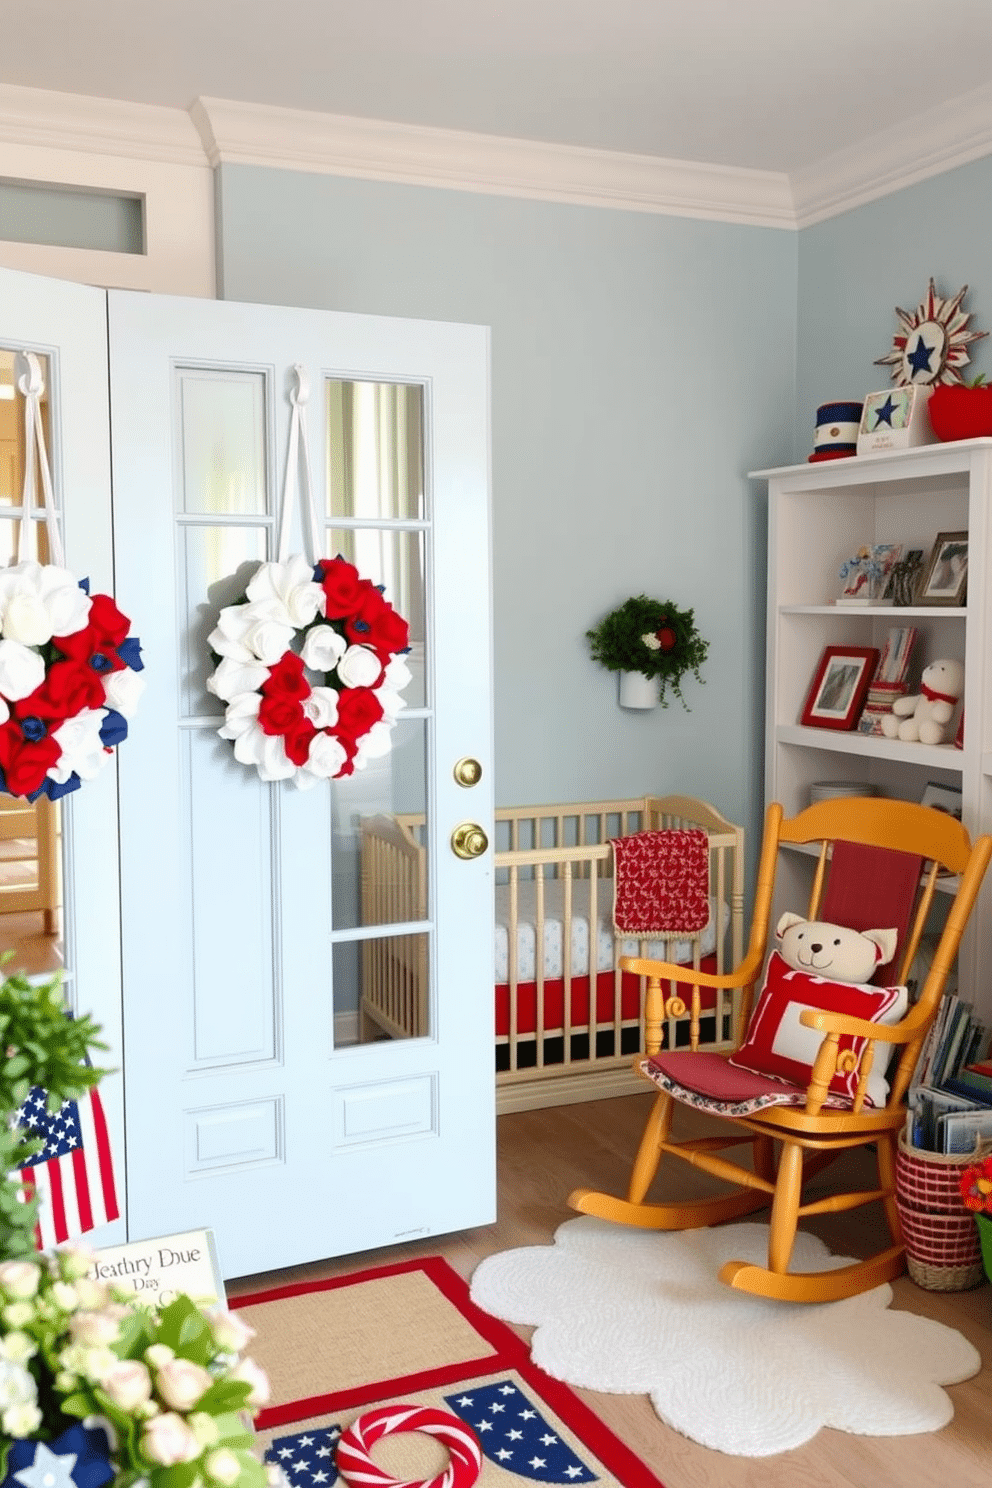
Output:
top-left (619, 946), bottom-right (765, 991)
top-left (798, 1006), bottom-right (921, 1045)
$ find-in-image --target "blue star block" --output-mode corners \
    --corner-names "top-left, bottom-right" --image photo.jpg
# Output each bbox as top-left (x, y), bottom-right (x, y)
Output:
top-left (4, 1426), bottom-right (114, 1488)
top-left (874, 395), bottom-right (898, 427)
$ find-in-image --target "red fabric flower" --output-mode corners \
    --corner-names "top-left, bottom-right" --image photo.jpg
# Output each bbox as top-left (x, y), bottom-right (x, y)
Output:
top-left (258, 652), bottom-right (311, 739)
top-left (0, 721), bottom-right (61, 797)
top-left (14, 661), bottom-right (106, 722)
top-left (283, 718), bottom-right (317, 766)
top-left (336, 687), bottom-right (384, 743)
top-left (344, 585), bottom-right (410, 657)
top-left (319, 558), bottom-right (364, 619)
top-left (54, 595), bottom-right (130, 675)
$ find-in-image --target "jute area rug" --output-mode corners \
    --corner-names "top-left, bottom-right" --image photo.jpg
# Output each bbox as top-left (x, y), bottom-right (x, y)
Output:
top-left (469, 1217), bottom-right (982, 1458)
top-left (234, 1255), bottom-right (663, 1488)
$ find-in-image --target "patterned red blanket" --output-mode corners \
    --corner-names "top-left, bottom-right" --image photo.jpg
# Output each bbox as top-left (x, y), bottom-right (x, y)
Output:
top-left (610, 828), bottom-right (710, 937)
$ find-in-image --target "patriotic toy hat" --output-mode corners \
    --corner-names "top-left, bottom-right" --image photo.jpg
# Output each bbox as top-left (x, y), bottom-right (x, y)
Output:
top-left (808, 400), bottom-right (863, 462)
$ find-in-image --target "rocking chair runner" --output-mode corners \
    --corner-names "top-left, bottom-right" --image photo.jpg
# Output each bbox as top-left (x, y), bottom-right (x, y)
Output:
top-left (569, 797), bottom-right (992, 1303)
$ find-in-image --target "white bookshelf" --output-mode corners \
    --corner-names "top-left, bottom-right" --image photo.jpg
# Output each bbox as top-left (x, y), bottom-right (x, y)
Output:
top-left (752, 438), bottom-right (992, 1020)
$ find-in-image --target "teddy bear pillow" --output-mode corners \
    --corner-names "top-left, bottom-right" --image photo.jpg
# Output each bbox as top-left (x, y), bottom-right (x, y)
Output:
top-left (729, 912), bottom-right (908, 1107)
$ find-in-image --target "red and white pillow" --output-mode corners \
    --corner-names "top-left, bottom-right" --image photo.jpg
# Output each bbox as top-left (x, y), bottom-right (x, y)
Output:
top-left (730, 951), bottom-right (908, 1107)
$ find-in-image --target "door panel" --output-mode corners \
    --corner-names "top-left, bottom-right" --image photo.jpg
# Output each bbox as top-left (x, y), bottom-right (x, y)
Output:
top-left (108, 291), bottom-right (494, 1278)
top-left (0, 266), bottom-right (126, 1245)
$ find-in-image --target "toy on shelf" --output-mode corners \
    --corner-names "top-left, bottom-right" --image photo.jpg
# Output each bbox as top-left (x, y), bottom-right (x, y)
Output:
top-left (880, 658), bottom-right (964, 745)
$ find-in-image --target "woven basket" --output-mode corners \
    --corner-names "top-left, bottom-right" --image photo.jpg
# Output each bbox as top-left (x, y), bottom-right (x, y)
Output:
top-left (895, 1133), bottom-right (985, 1291)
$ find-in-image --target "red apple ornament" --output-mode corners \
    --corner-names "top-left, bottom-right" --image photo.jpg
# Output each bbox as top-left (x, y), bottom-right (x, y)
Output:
top-left (928, 378), bottom-right (992, 442)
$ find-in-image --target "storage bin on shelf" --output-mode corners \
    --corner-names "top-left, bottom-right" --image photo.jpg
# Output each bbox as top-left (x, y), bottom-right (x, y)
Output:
top-left (895, 1132), bottom-right (985, 1291)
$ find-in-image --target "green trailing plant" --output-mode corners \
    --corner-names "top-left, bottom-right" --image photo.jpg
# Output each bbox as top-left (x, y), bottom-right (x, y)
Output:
top-left (0, 963), bottom-right (109, 1260)
top-left (586, 594), bottom-right (708, 709)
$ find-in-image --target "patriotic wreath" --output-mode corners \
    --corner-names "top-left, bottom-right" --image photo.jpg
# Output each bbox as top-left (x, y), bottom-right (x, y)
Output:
top-left (0, 561), bottom-right (144, 801)
top-left (336, 1405), bottom-right (482, 1488)
top-left (207, 554), bottom-right (411, 786)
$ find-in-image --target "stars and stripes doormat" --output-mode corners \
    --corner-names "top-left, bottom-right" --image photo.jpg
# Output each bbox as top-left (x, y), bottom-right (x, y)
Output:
top-left (231, 1257), bottom-right (663, 1488)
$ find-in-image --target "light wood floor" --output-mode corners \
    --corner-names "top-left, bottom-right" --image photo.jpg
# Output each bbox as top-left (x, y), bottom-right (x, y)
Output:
top-left (228, 1092), bottom-right (992, 1488)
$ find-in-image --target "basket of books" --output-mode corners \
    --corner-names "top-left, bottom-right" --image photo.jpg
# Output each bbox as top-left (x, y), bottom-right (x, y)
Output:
top-left (895, 1133), bottom-right (985, 1290)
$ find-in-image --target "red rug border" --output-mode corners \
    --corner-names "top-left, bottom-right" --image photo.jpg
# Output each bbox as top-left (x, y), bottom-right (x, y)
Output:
top-left (234, 1254), bottom-right (664, 1488)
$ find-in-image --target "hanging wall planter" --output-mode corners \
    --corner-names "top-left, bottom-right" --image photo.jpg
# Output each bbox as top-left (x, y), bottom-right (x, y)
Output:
top-left (586, 594), bottom-right (708, 711)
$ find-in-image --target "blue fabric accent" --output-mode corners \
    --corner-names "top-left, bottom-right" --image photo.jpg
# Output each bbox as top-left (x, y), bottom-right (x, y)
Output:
top-left (41, 773), bottom-right (82, 802)
top-left (20, 716), bottom-right (47, 742)
top-left (117, 636), bottom-right (144, 671)
top-left (100, 709), bottom-right (128, 747)
top-left (78, 577), bottom-right (91, 594)
top-left (0, 1423), bottom-right (114, 1488)
top-left (88, 653), bottom-right (112, 672)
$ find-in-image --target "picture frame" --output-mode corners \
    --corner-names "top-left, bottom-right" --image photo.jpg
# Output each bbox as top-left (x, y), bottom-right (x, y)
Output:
top-left (920, 781), bottom-right (963, 821)
top-left (800, 645), bottom-right (880, 731)
top-left (919, 530), bottom-right (968, 606)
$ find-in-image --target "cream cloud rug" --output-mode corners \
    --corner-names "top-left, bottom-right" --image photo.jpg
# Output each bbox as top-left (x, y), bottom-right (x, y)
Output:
top-left (469, 1216), bottom-right (981, 1458)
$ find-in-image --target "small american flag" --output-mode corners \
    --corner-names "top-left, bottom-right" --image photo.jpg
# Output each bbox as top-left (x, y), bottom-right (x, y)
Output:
top-left (15, 1083), bottom-right (119, 1248)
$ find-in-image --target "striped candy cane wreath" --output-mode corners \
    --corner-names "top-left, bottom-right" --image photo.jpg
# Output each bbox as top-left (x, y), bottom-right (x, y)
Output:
top-left (336, 1406), bottom-right (482, 1488)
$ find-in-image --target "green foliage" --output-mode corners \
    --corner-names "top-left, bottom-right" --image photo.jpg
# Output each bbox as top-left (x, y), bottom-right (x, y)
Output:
top-left (586, 594), bottom-right (709, 708)
top-left (0, 962), bottom-right (109, 1262)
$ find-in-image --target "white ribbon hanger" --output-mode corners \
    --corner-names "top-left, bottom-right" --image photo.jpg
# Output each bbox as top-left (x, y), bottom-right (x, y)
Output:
top-left (14, 350), bottom-right (65, 569)
top-left (276, 363), bottom-right (323, 566)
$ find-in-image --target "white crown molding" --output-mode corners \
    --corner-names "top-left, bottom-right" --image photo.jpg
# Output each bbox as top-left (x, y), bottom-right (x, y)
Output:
top-left (792, 80), bottom-right (992, 227)
top-left (0, 82), bottom-right (207, 168)
top-left (190, 96), bottom-right (796, 229)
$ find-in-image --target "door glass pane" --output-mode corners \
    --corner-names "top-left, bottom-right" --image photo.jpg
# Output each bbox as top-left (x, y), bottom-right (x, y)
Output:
top-left (182, 525), bottom-right (268, 717)
top-left (177, 368), bottom-right (268, 515)
top-left (333, 932), bottom-right (430, 1048)
top-left (327, 379), bottom-right (424, 520)
top-left (327, 526), bottom-right (426, 709)
top-left (0, 348), bottom-right (63, 976)
top-left (332, 716), bottom-right (428, 932)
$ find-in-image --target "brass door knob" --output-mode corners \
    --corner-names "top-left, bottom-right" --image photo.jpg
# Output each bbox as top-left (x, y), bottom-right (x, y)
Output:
top-left (453, 756), bottom-right (483, 787)
top-left (451, 822), bottom-right (489, 859)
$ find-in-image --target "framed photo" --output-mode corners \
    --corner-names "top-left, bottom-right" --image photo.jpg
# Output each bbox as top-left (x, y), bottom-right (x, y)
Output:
top-left (919, 531), bottom-right (968, 606)
top-left (800, 645), bottom-right (880, 730)
top-left (920, 781), bottom-right (963, 821)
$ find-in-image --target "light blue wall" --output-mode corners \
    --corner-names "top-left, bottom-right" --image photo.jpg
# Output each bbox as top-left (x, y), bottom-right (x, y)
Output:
top-left (216, 165), bottom-right (797, 845)
top-left (797, 157), bottom-right (992, 437)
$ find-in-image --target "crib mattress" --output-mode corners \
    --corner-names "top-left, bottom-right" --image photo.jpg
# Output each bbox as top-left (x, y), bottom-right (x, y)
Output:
top-left (494, 876), bottom-right (726, 983)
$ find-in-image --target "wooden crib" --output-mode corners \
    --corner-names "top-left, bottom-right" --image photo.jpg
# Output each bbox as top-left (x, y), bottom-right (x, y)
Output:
top-left (360, 794), bottom-right (745, 1114)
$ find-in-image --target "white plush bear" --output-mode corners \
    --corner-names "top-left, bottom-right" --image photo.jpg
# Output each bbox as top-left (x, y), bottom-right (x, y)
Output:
top-left (776, 911), bottom-right (897, 983)
top-left (880, 657), bottom-right (964, 745)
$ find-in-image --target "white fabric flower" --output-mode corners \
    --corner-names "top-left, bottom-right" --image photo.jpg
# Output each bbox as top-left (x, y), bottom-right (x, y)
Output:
top-left (302, 686), bottom-right (339, 729)
top-left (302, 731), bottom-right (348, 780)
top-left (374, 686), bottom-right (407, 723)
top-left (337, 644), bottom-right (383, 688)
top-left (206, 657), bottom-right (269, 704)
top-left (300, 624), bottom-right (346, 673)
top-left (245, 556), bottom-right (323, 628)
top-left (48, 709), bottom-right (108, 784)
top-left (218, 695), bottom-right (297, 781)
top-left (353, 721), bottom-right (396, 768)
top-left (102, 668), bottom-right (146, 718)
top-left (0, 561), bottom-right (90, 644)
top-left (211, 603), bottom-right (294, 666)
top-left (0, 639), bottom-right (45, 701)
top-left (641, 631), bottom-right (662, 650)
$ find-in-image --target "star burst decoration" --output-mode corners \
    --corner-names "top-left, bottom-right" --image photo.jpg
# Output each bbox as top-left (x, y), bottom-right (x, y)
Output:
top-left (875, 278), bottom-right (987, 386)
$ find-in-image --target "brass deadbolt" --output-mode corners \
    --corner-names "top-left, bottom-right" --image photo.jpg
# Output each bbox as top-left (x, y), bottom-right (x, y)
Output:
top-left (451, 822), bottom-right (489, 860)
top-left (453, 757), bottom-right (483, 787)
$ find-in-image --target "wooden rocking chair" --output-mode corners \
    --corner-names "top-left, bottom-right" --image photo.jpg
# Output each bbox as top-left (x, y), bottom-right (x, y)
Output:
top-left (569, 797), bottom-right (992, 1303)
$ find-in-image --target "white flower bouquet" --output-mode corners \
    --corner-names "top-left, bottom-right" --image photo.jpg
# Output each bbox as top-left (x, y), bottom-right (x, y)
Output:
top-left (0, 1247), bottom-right (269, 1488)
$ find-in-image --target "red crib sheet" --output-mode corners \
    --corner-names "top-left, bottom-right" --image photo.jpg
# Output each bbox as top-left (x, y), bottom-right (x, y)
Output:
top-left (495, 956), bottom-right (719, 1039)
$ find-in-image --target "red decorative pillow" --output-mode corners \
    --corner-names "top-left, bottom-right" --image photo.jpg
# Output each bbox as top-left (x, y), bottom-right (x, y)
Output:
top-left (729, 951), bottom-right (908, 1107)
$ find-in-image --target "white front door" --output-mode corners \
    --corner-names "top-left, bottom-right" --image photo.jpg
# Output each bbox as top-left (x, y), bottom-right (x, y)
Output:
top-left (0, 266), bottom-right (127, 1245)
top-left (108, 291), bottom-right (495, 1278)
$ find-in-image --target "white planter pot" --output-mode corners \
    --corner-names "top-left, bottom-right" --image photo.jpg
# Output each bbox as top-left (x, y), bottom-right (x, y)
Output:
top-left (619, 671), bottom-right (657, 709)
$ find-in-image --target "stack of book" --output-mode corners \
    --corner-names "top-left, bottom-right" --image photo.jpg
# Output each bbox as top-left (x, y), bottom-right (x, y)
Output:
top-left (906, 991), bottom-right (992, 1154)
top-left (858, 626), bottom-right (917, 736)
